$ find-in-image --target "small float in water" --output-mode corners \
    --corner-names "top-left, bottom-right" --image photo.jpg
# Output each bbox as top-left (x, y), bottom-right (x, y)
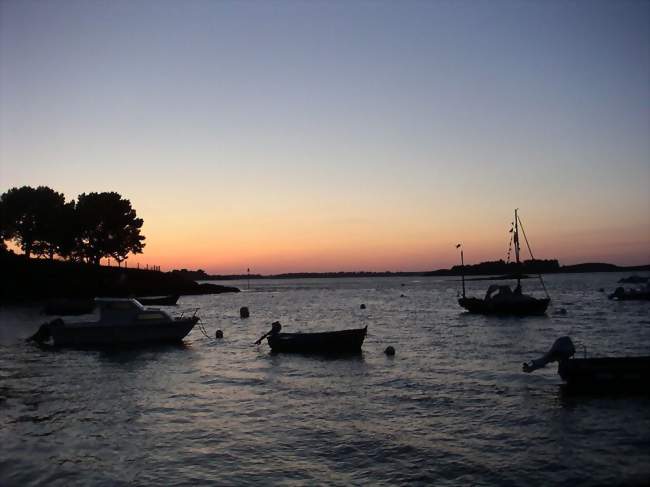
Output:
top-left (255, 321), bottom-right (367, 354)
top-left (29, 298), bottom-right (198, 348)
top-left (523, 336), bottom-right (650, 392)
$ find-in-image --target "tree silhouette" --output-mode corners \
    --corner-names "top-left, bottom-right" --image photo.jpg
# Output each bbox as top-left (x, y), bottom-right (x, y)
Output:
top-left (0, 186), bottom-right (67, 259)
top-left (0, 197), bottom-right (8, 253)
top-left (75, 192), bottom-right (145, 265)
top-left (53, 201), bottom-right (79, 260)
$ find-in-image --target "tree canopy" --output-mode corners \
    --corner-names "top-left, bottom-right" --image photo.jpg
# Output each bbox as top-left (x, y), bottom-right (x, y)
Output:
top-left (0, 186), bottom-right (145, 264)
top-left (76, 192), bottom-right (145, 264)
top-left (0, 186), bottom-right (67, 258)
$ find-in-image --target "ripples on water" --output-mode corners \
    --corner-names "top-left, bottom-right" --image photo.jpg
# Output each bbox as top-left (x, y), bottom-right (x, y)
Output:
top-left (1, 274), bottom-right (649, 486)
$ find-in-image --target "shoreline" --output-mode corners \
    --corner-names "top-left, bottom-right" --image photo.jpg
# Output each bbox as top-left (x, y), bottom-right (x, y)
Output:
top-left (178, 263), bottom-right (650, 281)
top-left (0, 253), bottom-right (240, 305)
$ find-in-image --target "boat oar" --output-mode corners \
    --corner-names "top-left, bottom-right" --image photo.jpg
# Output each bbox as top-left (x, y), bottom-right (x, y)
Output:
top-left (254, 321), bottom-right (282, 345)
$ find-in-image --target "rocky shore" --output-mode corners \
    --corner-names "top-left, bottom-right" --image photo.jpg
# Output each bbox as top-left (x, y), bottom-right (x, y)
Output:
top-left (0, 253), bottom-right (239, 304)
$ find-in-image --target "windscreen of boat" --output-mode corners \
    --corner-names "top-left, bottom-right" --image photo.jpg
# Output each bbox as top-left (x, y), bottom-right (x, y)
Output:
top-left (99, 300), bottom-right (143, 323)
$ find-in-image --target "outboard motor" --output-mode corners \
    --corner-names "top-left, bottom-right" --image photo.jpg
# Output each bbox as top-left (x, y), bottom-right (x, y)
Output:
top-left (26, 318), bottom-right (63, 344)
top-left (523, 336), bottom-right (576, 373)
top-left (254, 321), bottom-right (282, 345)
top-left (270, 321), bottom-right (282, 334)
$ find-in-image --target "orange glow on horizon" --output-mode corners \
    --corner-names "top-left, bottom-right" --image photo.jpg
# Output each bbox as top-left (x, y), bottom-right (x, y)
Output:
top-left (132, 215), bottom-right (649, 274)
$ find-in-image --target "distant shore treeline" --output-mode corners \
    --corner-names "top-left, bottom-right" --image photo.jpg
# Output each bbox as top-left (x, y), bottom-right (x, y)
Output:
top-left (173, 260), bottom-right (650, 281)
top-left (0, 186), bottom-right (144, 265)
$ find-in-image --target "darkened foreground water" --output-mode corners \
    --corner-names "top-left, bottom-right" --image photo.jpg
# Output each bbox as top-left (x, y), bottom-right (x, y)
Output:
top-left (1, 273), bottom-right (649, 486)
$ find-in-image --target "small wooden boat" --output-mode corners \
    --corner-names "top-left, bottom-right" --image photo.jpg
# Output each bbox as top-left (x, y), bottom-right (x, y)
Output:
top-left (523, 336), bottom-right (650, 391)
top-left (136, 294), bottom-right (180, 306)
top-left (457, 209), bottom-right (551, 316)
top-left (255, 322), bottom-right (367, 354)
top-left (28, 298), bottom-right (198, 348)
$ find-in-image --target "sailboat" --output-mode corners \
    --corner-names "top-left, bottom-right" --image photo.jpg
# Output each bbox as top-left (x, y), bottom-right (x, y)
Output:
top-left (457, 209), bottom-right (551, 316)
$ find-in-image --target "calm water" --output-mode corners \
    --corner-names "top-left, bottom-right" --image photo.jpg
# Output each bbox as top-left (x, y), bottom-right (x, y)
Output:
top-left (1, 273), bottom-right (649, 486)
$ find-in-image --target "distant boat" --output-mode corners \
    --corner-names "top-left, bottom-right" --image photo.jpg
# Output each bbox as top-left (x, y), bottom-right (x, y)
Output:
top-left (255, 321), bottom-right (367, 354)
top-left (136, 295), bottom-right (180, 306)
top-left (523, 336), bottom-right (650, 391)
top-left (457, 209), bottom-right (550, 316)
top-left (618, 275), bottom-right (649, 284)
top-left (28, 298), bottom-right (198, 348)
top-left (608, 284), bottom-right (650, 301)
top-left (43, 298), bottom-right (95, 316)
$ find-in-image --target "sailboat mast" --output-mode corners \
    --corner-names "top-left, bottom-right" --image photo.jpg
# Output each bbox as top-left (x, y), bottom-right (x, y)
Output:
top-left (514, 208), bottom-right (521, 290)
top-left (461, 248), bottom-right (466, 298)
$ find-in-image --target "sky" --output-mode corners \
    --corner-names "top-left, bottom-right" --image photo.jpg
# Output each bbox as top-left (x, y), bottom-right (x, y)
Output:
top-left (1, 0), bottom-right (648, 274)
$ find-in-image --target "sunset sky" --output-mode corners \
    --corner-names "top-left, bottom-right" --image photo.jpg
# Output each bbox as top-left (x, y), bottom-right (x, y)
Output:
top-left (1, 0), bottom-right (648, 274)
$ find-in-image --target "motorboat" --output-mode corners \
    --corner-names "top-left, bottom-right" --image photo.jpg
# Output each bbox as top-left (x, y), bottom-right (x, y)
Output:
top-left (523, 336), bottom-right (650, 391)
top-left (28, 298), bottom-right (199, 347)
top-left (608, 283), bottom-right (650, 301)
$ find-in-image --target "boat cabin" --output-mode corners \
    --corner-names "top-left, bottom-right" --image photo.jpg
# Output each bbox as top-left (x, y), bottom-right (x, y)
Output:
top-left (95, 298), bottom-right (173, 325)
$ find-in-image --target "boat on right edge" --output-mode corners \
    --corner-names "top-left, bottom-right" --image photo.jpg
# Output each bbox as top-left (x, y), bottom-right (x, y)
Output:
top-left (523, 336), bottom-right (650, 392)
top-left (457, 209), bottom-right (551, 316)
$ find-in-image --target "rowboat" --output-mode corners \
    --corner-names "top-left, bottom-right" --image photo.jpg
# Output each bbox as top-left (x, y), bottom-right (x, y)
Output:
top-left (256, 322), bottom-right (367, 354)
top-left (28, 298), bottom-right (198, 348)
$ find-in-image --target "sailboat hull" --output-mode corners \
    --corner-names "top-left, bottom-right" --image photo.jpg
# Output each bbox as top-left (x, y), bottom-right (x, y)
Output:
top-left (458, 296), bottom-right (550, 316)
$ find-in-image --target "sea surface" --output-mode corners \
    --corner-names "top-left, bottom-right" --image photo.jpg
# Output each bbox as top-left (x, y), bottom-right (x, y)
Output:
top-left (1, 273), bottom-right (649, 486)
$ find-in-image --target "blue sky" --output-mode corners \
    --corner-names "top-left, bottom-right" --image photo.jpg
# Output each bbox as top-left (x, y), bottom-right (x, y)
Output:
top-left (1, 0), bottom-right (648, 272)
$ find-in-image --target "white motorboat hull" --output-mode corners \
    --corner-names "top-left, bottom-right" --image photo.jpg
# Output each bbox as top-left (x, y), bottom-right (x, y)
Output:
top-left (45, 317), bottom-right (198, 347)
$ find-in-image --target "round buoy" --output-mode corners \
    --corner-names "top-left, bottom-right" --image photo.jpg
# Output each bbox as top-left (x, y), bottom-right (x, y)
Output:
top-left (240, 306), bottom-right (250, 319)
top-left (360, 304), bottom-right (366, 309)
top-left (384, 346), bottom-right (396, 356)
top-left (215, 330), bottom-right (224, 339)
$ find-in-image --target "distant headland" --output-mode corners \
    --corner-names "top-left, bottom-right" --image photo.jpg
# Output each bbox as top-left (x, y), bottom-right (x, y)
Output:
top-left (172, 259), bottom-right (650, 281)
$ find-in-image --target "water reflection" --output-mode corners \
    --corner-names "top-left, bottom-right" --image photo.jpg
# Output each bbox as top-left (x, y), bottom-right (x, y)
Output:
top-left (96, 342), bottom-right (193, 364)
